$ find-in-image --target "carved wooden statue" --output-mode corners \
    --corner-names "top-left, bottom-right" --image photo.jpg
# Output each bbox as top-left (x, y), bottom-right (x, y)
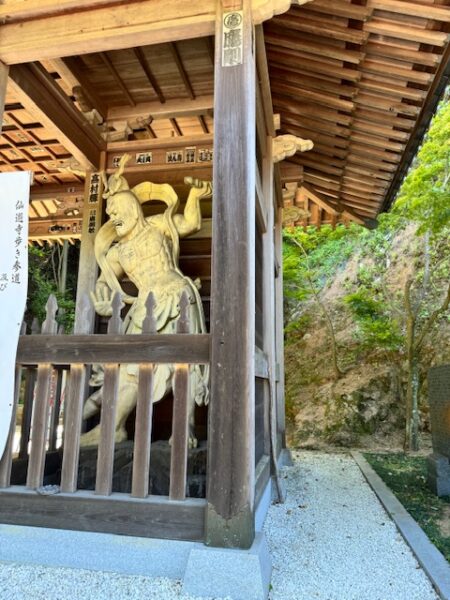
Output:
top-left (80, 155), bottom-right (211, 447)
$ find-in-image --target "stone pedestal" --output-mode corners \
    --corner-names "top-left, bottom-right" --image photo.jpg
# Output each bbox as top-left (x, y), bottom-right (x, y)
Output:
top-left (427, 453), bottom-right (450, 497)
top-left (427, 365), bottom-right (450, 497)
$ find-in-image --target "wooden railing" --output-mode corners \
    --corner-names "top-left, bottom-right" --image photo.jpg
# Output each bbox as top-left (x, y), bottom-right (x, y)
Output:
top-left (0, 291), bottom-right (210, 541)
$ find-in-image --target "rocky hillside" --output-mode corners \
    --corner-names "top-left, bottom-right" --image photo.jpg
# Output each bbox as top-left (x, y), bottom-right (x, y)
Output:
top-left (284, 223), bottom-right (450, 451)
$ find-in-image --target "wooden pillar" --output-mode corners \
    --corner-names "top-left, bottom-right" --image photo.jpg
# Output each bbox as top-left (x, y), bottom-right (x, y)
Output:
top-left (274, 206), bottom-right (286, 450)
top-left (74, 158), bottom-right (105, 334)
top-left (206, 0), bottom-right (256, 549)
top-left (262, 138), bottom-right (278, 460)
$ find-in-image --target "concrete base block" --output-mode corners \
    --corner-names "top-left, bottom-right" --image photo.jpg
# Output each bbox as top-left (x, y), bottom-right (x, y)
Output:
top-left (0, 523), bottom-right (195, 579)
top-left (183, 532), bottom-right (272, 600)
top-left (427, 453), bottom-right (450, 497)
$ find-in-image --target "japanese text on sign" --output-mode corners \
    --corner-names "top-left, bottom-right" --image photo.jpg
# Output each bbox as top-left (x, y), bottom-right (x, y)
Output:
top-left (0, 171), bottom-right (31, 460)
top-left (222, 11), bottom-right (243, 67)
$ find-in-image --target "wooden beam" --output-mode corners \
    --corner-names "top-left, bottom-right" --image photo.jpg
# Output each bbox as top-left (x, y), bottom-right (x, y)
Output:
top-left (0, 62), bottom-right (9, 133)
top-left (106, 133), bottom-right (213, 153)
top-left (0, 488), bottom-right (205, 541)
top-left (255, 25), bottom-right (275, 137)
top-left (59, 57), bottom-right (109, 118)
top-left (0, 0), bottom-right (296, 64)
top-left (365, 20), bottom-right (449, 46)
top-left (301, 0), bottom-right (371, 20)
top-left (17, 334), bottom-right (210, 365)
top-left (302, 183), bottom-right (339, 215)
top-left (8, 63), bottom-right (104, 169)
top-left (265, 30), bottom-right (365, 64)
top-left (206, 0), bottom-right (256, 550)
top-left (107, 95), bottom-right (214, 123)
top-left (368, 0), bottom-right (450, 21)
top-left (0, 1), bottom-right (215, 64)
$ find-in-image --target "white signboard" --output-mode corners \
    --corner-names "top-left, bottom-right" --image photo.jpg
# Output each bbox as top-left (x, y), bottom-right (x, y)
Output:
top-left (0, 172), bottom-right (31, 460)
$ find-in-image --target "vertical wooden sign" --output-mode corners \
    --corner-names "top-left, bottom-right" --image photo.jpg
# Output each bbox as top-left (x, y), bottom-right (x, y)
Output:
top-left (0, 171), bottom-right (31, 459)
top-left (74, 170), bottom-right (104, 333)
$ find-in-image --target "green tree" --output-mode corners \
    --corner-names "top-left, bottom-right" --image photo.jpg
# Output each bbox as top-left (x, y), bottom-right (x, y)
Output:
top-left (283, 224), bottom-right (363, 379)
top-left (27, 243), bottom-right (78, 332)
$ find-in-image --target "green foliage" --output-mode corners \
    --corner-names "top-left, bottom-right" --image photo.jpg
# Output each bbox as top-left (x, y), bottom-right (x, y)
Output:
top-left (283, 224), bottom-right (364, 314)
top-left (365, 453), bottom-right (450, 562)
top-left (27, 244), bottom-right (78, 332)
top-left (395, 98), bottom-right (450, 234)
top-left (344, 290), bottom-right (403, 352)
top-left (284, 313), bottom-right (312, 340)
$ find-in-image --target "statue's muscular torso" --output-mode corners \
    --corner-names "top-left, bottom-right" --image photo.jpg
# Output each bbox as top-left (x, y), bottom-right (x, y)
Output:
top-left (113, 219), bottom-right (186, 300)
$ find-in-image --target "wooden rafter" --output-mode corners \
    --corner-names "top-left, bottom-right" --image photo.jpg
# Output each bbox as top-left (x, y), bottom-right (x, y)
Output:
top-left (100, 52), bottom-right (135, 107)
top-left (107, 95), bottom-right (214, 123)
top-left (169, 42), bottom-right (195, 100)
top-left (8, 62), bottom-right (105, 169)
top-left (133, 47), bottom-right (165, 104)
top-left (58, 57), bottom-right (108, 118)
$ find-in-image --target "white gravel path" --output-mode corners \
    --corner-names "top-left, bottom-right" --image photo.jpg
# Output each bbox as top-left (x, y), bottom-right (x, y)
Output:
top-left (266, 451), bottom-right (438, 600)
top-left (0, 452), bottom-right (440, 600)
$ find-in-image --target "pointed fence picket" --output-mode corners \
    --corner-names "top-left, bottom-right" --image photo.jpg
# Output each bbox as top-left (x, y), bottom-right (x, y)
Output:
top-left (26, 294), bottom-right (58, 489)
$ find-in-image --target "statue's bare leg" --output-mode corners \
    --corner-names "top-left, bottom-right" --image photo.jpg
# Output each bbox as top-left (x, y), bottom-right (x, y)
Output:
top-left (188, 399), bottom-right (197, 449)
top-left (79, 379), bottom-right (138, 447)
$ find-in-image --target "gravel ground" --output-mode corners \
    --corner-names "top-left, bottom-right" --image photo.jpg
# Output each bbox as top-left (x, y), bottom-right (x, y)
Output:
top-left (0, 452), bottom-right (439, 600)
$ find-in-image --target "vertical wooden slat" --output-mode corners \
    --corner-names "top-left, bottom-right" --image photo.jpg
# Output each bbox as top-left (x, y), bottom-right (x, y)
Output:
top-left (26, 296), bottom-right (58, 489)
top-left (206, 0), bottom-right (256, 549)
top-left (0, 321), bottom-right (26, 487)
top-left (19, 318), bottom-right (40, 459)
top-left (48, 368), bottom-right (63, 451)
top-left (169, 291), bottom-right (190, 501)
top-left (131, 293), bottom-right (156, 499)
top-left (60, 293), bottom-right (92, 493)
top-left (95, 292), bottom-right (122, 496)
top-left (19, 367), bottom-right (36, 459)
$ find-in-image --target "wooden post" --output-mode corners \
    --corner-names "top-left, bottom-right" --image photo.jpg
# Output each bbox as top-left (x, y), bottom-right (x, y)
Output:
top-left (26, 296), bottom-right (58, 489)
top-left (262, 137), bottom-right (279, 463)
top-left (169, 291), bottom-right (190, 501)
top-left (0, 61), bottom-right (9, 133)
top-left (60, 293), bottom-right (91, 493)
top-left (131, 293), bottom-right (156, 499)
top-left (274, 206), bottom-right (286, 450)
top-left (206, 0), bottom-right (256, 549)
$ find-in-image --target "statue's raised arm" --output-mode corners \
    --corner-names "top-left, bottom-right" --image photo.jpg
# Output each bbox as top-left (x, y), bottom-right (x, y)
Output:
top-left (172, 177), bottom-right (212, 238)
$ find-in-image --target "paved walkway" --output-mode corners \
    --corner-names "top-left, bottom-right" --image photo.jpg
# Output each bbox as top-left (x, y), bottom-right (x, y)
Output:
top-left (0, 452), bottom-right (440, 599)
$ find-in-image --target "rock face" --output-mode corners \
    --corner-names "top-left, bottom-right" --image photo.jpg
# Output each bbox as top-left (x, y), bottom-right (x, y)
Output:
top-left (11, 440), bottom-right (207, 497)
top-left (290, 367), bottom-right (405, 449)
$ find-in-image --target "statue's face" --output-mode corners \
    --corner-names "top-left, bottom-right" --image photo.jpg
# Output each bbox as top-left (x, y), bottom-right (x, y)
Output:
top-left (106, 193), bottom-right (139, 239)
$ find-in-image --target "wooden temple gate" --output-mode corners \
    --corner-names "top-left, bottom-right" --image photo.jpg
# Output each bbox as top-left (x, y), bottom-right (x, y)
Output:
top-left (0, 0), bottom-right (449, 553)
top-left (0, 0), bottom-right (289, 550)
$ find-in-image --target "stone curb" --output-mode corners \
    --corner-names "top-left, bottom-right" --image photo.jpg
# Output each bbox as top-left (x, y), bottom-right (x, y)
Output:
top-left (352, 451), bottom-right (450, 600)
